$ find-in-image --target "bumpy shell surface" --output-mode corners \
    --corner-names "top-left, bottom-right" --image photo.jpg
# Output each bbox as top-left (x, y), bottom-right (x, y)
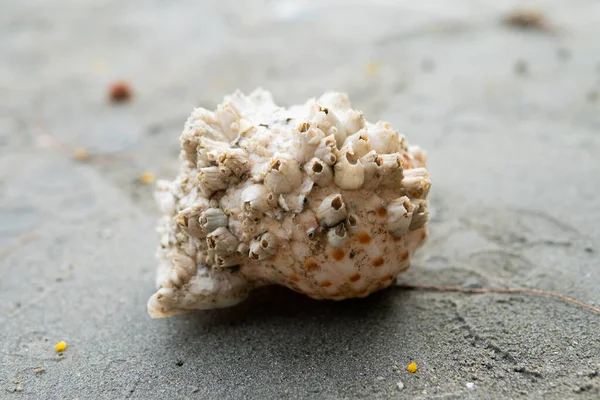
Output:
top-left (148, 89), bottom-right (431, 318)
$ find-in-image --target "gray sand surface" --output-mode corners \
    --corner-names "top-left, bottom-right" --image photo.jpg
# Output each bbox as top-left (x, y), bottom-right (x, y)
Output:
top-left (1, 1), bottom-right (599, 399)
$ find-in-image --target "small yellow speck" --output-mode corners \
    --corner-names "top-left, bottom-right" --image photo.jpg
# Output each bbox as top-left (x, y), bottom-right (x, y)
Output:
top-left (407, 362), bottom-right (418, 373)
top-left (139, 172), bottom-right (155, 184)
top-left (365, 61), bottom-right (381, 76)
top-left (73, 148), bottom-right (89, 161)
top-left (55, 341), bottom-right (67, 352)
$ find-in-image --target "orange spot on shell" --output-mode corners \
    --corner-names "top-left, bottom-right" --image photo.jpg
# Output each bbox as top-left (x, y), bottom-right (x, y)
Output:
top-left (393, 235), bottom-right (402, 242)
top-left (421, 231), bottom-right (428, 240)
top-left (291, 275), bottom-right (300, 282)
top-left (372, 257), bottom-right (384, 267)
top-left (357, 288), bottom-right (369, 295)
top-left (305, 259), bottom-right (319, 271)
top-left (381, 274), bottom-right (393, 282)
top-left (401, 251), bottom-right (409, 261)
top-left (349, 273), bottom-right (361, 282)
top-left (320, 280), bottom-right (332, 287)
top-left (357, 232), bottom-right (372, 244)
top-left (377, 207), bottom-right (388, 217)
top-left (332, 248), bottom-right (345, 261)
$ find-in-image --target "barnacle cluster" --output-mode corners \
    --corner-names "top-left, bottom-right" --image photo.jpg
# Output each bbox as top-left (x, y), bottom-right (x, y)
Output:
top-left (148, 89), bottom-right (431, 318)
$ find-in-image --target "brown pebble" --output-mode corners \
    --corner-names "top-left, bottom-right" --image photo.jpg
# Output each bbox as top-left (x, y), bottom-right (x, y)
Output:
top-left (72, 148), bottom-right (89, 162)
top-left (108, 80), bottom-right (133, 102)
top-left (503, 9), bottom-right (548, 31)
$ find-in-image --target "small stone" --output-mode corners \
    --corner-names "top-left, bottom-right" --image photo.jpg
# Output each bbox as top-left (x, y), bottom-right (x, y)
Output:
top-left (55, 341), bottom-right (67, 352)
top-left (16, 385), bottom-right (23, 392)
top-left (365, 61), bottom-right (381, 76)
top-left (139, 172), bottom-right (156, 185)
top-left (376, 376), bottom-right (384, 381)
top-left (33, 366), bottom-right (46, 374)
top-left (407, 362), bottom-right (418, 373)
top-left (503, 9), bottom-right (547, 31)
top-left (175, 359), bottom-right (184, 366)
top-left (72, 148), bottom-right (89, 162)
top-left (108, 80), bottom-right (133, 103)
top-left (396, 381), bottom-right (405, 390)
top-left (466, 382), bottom-right (476, 390)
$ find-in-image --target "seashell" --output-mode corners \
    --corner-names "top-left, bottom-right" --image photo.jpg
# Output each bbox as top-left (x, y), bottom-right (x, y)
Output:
top-left (148, 89), bottom-right (431, 318)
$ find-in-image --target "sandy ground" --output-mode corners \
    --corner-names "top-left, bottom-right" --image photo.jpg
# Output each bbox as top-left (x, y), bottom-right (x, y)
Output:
top-left (1, 1), bottom-right (599, 399)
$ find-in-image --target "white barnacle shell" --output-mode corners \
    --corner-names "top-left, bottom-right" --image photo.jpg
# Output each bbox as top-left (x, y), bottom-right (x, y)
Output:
top-left (402, 168), bottom-right (431, 199)
top-left (176, 206), bottom-right (206, 239)
top-left (199, 208), bottom-right (228, 234)
top-left (314, 135), bottom-right (338, 166)
top-left (341, 109), bottom-right (365, 136)
top-left (304, 157), bottom-right (333, 187)
top-left (327, 223), bottom-right (348, 248)
top-left (241, 184), bottom-right (277, 214)
top-left (197, 166), bottom-right (231, 194)
top-left (346, 213), bottom-right (361, 234)
top-left (218, 148), bottom-right (249, 177)
top-left (386, 196), bottom-right (414, 237)
top-left (333, 151), bottom-right (365, 190)
top-left (367, 121), bottom-right (401, 154)
top-left (292, 124), bottom-right (323, 164)
top-left (342, 130), bottom-right (371, 158)
top-left (206, 227), bottom-right (239, 256)
top-left (310, 104), bottom-right (347, 146)
top-left (148, 89), bottom-right (432, 318)
top-left (360, 151), bottom-right (383, 191)
top-left (264, 154), bottom-right (303, 194)
top-left (379, 153), bottom-right (404, 188)
top-left (316, 194), bottom-right (347, 227)
top-left (248, 232), bottom-right (278, 261)
top-left (409, 199), bottom-right (429, 231)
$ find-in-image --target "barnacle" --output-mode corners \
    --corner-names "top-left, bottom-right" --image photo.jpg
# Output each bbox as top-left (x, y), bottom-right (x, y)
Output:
top-left (147, 89), bottom-right (431, 318)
